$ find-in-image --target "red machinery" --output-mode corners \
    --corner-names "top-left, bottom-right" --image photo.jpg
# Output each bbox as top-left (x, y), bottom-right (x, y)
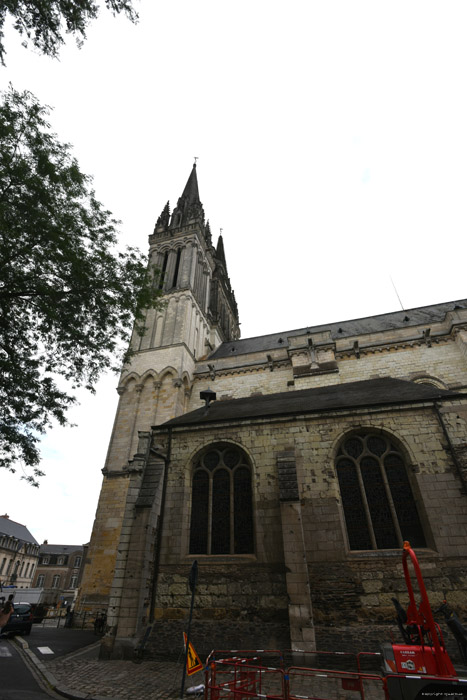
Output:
top-left (203, 543), bottom-right (467, 700)
top-left (381, 541), bottom-right (466, 699)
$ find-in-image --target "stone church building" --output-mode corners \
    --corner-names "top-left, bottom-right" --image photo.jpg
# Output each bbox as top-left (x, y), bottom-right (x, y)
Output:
top-left (78, 164), bottom-right (467, 659)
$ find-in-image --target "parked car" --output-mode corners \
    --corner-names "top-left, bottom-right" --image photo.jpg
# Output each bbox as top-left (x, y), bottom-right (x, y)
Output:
top-left (1, 603), bottom-right (33, 636)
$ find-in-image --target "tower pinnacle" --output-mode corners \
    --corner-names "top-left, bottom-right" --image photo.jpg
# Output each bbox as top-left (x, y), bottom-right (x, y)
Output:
top-left (170, 163), bottom-right (204, 228)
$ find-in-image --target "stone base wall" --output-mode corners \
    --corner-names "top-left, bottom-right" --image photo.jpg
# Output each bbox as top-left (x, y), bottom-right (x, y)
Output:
top-left (148, 562), bottom-right (290, 656)
top-left (146, 619), bottom-right (291, 658)
top-left (310, 556), bottom-right (467, 627)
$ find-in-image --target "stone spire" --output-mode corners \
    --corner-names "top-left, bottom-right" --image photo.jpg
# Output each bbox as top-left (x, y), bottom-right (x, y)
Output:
top-left (215, 233), bottom-right (227, 270)
top-left (154, 201), bottom-right (170, 233)
top-left (170, 163), bottom-right (205, 228)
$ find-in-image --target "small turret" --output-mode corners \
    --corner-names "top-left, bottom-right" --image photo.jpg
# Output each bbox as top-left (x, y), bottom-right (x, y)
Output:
top-left (154, 201), bottom-right (171, 233)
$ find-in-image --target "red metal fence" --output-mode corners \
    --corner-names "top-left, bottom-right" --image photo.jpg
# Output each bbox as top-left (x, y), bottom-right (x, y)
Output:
top-left (204, 650), bottom-right (389, 700)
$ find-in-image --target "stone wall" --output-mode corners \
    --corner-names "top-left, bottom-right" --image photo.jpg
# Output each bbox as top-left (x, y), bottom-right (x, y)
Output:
top-left (78, 473), bottom-right (131, 611)
top-left (149, 562), bottom-right (290, 656)
top-left (149, 397), bottom-right (467, 655)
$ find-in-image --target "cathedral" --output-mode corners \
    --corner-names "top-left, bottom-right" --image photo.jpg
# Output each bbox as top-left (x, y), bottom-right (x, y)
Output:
top-left (78, 164), bottom-right (467, 660)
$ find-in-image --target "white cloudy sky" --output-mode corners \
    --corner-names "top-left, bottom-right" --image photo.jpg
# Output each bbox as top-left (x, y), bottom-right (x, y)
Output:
top-left (1, 1), bottom-right (466, 546)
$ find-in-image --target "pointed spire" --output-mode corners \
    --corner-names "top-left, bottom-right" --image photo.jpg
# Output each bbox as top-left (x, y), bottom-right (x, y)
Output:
top-left (216, 232), bottom-right (227, 270)
top-left (170, 162), bottom-right (205, 228)
top-left (180, 162), bottom-right (200, 205)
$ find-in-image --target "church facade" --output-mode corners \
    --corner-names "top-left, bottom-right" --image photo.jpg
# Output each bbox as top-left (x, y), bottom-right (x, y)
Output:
top-left (78, 165), bottom-right (467, 659)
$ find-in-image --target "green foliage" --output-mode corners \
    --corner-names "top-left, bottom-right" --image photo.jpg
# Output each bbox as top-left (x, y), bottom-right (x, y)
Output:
top-left (0, 0), bottom-right (138, 64)
top-left (0, 85), bottom-right (162, 484)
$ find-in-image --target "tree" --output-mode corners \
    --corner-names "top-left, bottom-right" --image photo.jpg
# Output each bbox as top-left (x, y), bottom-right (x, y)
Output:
top-left (0, 0), bottom-right (138, 65)
top-left (0, 85), bottom-right (162, 484)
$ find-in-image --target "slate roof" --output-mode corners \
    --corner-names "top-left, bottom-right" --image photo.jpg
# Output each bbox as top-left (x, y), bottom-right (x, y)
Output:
top-left (160, 377), bottom-right (463, 428)
top-left (0, 516), bottom-right (38, 545)
top-left (209, 299), bottom-right (467, 359)
top-left (40, 544), bottom-right (83, 554)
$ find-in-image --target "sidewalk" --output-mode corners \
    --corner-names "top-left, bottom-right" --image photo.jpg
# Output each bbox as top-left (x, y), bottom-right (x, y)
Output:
top-left (15, 635), bottom-right (205, 700)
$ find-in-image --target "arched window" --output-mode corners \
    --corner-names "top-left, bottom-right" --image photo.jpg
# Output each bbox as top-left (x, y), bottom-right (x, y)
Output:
top-left (189, 444), bottom-right (254, 555)
top-left (336, 432), bottom-right (426, 550)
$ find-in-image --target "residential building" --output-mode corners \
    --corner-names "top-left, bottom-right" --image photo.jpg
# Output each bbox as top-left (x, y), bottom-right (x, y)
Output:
top-left (33, 543), bottom-right (87, 607)
top-left (0, 514), bottom-right (40, 589)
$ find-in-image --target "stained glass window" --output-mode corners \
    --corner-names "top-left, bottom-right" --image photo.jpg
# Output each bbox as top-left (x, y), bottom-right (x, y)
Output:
top-left (336, 433), bottom-right (426, 550)
top-left (189, 444), bottom-right (254, 555)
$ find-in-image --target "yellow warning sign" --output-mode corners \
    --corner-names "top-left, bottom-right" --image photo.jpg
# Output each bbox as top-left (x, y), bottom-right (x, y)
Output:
top-left (183, 632), bottom-right (203, 675)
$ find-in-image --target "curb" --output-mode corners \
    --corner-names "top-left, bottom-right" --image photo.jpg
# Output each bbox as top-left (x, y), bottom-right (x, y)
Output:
top-left (13, 635), bottom-right (124, 700)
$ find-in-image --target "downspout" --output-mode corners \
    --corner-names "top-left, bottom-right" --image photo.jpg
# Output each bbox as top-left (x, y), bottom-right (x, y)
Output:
top-left (149, 425), bottom-right (172, 622)
top-left (434, 401), bottom-right (467, 495)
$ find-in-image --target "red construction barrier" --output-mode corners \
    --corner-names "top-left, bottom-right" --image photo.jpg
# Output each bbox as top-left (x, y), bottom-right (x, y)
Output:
top-left (204, 651), bottom-right (389, 700)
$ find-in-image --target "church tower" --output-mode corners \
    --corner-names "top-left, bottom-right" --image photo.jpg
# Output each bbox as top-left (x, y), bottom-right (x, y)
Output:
top-left (78, 164), bottom-right (239, 628)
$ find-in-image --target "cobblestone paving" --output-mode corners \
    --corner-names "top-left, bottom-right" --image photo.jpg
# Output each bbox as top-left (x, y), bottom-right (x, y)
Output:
top-left (46, 657), bottom-right (205, 699)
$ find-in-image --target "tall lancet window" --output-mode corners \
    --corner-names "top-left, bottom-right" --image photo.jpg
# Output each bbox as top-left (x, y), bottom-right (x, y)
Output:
top-left (172, 248), bottom-right (182, 288)
top-left (189, 444), bottom-right (254, 555)
top-left (158, 251), bottom-right (169, 290)
top-left (336, 432), bottom-right (426, 550)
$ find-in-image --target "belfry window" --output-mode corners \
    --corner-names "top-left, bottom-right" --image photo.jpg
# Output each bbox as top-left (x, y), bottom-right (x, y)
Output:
top-left (336, 432), bottom-right (426, 550)
top-left (158, 251), bottom-right (169, 289)
top-left (189, 444), bottom-right (254, 555)
top-left (172, 248), bottom-right (182, 288)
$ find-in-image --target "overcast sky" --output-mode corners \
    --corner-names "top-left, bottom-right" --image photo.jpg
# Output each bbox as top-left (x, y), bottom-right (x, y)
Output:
top-left (1, 1), bottom-right (466, 547)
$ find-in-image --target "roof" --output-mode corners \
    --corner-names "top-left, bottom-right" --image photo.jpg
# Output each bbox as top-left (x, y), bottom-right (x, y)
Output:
top-left (0, 516), bottom-right (38, 545)
top-left (209, 299), bottom-right (467, 359)
top-left (160, 377), bottom-right (463, 428)
top-left (40, 544), bottom-right (83, 555)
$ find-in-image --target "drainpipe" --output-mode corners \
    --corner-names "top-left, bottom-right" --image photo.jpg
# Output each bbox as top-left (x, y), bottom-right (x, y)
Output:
top-left (149, 426), bottom-right (172, 622)
top-left (434, 402), bottom-right (467, 494)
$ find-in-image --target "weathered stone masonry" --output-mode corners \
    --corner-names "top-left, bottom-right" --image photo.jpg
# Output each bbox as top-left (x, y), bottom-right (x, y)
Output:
top-left (78, 163), bottom-right (467, 661)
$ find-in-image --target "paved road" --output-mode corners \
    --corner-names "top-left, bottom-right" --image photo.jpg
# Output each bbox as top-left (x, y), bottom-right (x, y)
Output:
top-left (25, 624), bottom-right (98, 659)
top-left (1, 625), bottom-right (99, 699)
top-left (0, 637), bottom-right (53, 699)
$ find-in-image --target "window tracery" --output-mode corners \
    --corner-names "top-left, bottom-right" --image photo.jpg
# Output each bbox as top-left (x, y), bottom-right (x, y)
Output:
top-left (336, 432), bottom-right (426, 550)
top-left (189, 444), bottom-right (254, 555)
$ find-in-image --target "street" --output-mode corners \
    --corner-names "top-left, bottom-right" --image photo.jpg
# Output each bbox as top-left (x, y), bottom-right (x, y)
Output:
top-left (0, 636), bottom-right (53, 699)
top-left (0, 625), bottom-right (98, 699)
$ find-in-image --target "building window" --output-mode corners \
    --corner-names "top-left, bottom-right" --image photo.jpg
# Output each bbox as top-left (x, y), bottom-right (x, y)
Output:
top-left (52, 575), bottom-right (60, 589)
top-left (336, 432), bottom-right (426, 550)
top-left (0, 557), bottom-right (6, 574)
top-left (70, 575), bottom-right (78, 589)
top-left (172, 248), bottom-right (182, 287)
top-left (158, 251), bottom-right (169, 289)
top-left (74, 556), bottom-right (82, 568)
top-left (189, 443), bottom-right (254, 555)
top-left (42, 556), bottom-right (49, 565)
top-left (37, 574), bottom-right (45, 587)
top-left (57, 556), bottom-right (65, 565)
